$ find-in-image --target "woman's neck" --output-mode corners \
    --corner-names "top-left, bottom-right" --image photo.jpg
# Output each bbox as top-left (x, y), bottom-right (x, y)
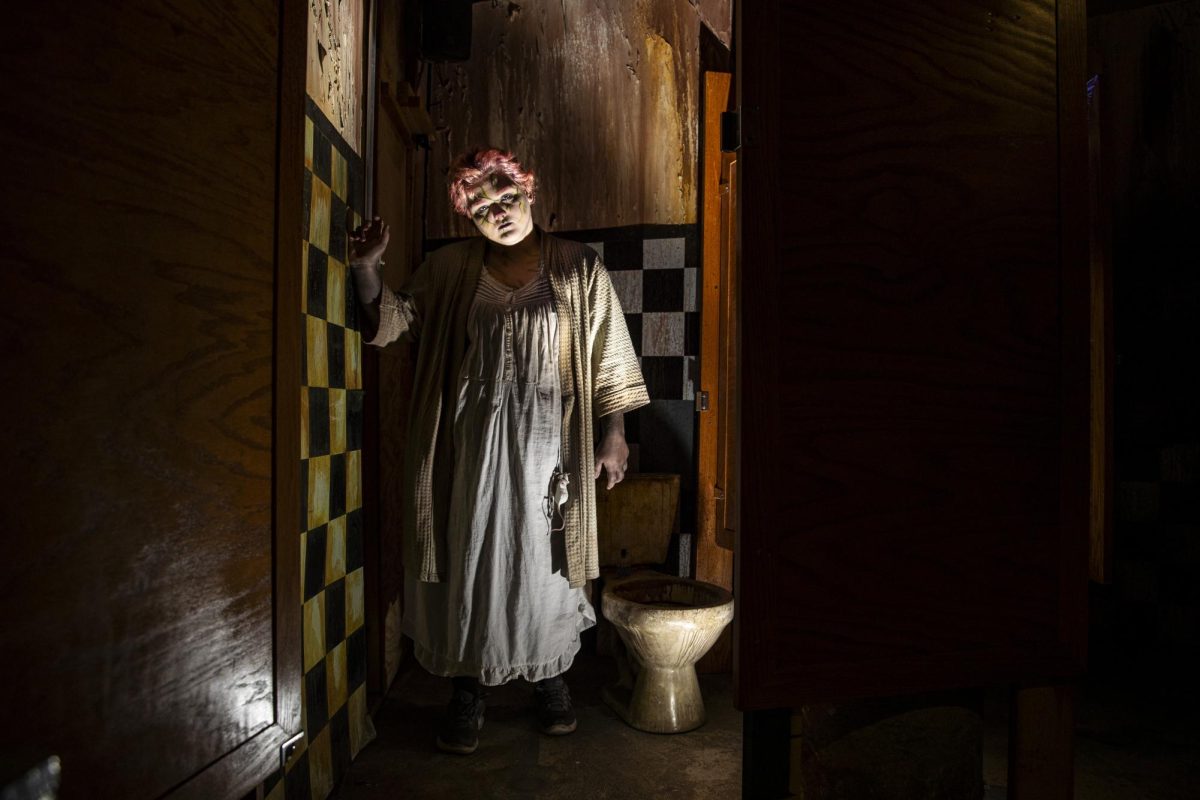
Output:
top-left (485, 227), bottom-right (541, 271)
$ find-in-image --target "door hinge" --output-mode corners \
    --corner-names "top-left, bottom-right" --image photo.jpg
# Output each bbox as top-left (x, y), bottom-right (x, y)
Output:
top-left (281, 731), bottom-right (306, 769)
top-left (696, 390), bottom-right (710, 412)
top-left (720, 110), bottom-right (741, 152)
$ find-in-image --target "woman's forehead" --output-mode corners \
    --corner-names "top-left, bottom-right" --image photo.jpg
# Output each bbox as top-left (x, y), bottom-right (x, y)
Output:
top-left (468, 174), bottom-right (517, 203)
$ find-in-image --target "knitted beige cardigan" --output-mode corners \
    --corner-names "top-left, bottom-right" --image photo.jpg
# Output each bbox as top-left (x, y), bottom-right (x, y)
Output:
top-left (365, 232), bottom-right (649, 588)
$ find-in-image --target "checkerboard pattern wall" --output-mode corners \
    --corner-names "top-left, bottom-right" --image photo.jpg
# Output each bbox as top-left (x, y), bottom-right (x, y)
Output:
top-left (568, 225), bottom-right (700, 403)
top-left (261, 98), bottom-right (373, 800)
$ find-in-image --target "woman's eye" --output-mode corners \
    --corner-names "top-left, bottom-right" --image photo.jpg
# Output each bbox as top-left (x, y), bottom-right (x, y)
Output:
top-left (474, 205), bottom-right (489, 218)
top-left (503, 194), bottom-right (516, 204)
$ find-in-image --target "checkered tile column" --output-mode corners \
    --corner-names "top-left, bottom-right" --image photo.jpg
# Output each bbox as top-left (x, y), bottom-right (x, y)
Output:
top-left (266, 101), bottom-right (373, 800)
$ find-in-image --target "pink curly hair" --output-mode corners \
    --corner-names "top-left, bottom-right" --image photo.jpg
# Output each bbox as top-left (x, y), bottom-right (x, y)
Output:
top-left (447, 147), bottom-right (537, 217)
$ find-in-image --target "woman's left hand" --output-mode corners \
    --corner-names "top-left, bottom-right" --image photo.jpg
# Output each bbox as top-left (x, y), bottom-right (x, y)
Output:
top-left (348, 214), bottom-right (390, 267)
top-left (594, 429), bottom-right (630, 490)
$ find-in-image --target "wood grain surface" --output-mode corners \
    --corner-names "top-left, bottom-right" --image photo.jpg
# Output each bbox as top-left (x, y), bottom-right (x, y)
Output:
top-left (737, 0), bottom-right (1089, 708)
top-left (0, 2), bottom-right (301, 796)
top-left (594, 473), bottom-right (681, 566)
top-left (425, 0), bottom-right (702, 238)
top-left (696, 71), bottom-right (735, 674)
top-left (369, 4), bottom-right (426, 693)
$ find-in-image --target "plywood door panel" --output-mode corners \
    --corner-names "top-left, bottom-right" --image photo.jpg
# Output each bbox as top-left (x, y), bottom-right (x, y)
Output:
top-left (698, 71), bottom-right (734, 579)
top-left (0, 2), bottom-right (303, 796)
top-left (736, 0), bottom-right (1089, 708)
top-left (697, 71), bottom-right (738, 673)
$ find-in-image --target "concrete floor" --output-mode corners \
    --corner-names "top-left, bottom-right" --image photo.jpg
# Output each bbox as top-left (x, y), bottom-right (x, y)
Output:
top-left (336, 647), bottom-right (1197, 800)
top-left (334, 644), bottom-right (741, 800)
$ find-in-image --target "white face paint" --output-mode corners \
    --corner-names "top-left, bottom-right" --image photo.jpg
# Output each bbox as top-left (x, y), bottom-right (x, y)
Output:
top-left (466, 175), bottom-right (534, 246)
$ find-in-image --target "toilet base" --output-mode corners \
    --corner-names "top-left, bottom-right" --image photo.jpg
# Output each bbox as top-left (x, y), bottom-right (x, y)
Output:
top-left (603, 664), bottom-right (707, 734)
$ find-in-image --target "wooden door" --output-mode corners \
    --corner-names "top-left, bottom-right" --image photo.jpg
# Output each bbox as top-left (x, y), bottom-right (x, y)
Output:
top-left (0, 2), bottom-right (305, 797)
top-left (697, 71), bottom-right (738, 673)
top-left (736, 0), bottom-right (1090, 708)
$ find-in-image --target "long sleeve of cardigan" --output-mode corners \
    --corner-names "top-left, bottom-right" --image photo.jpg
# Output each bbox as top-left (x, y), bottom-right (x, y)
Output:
top-left (362, 284), bottom-right (419, 347)
top-left (362, 257), bottom-right (438, 348)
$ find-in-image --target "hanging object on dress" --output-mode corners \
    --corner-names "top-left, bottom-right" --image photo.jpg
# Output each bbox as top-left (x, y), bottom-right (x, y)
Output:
top-left (545, 464), bottom-right (570, 534)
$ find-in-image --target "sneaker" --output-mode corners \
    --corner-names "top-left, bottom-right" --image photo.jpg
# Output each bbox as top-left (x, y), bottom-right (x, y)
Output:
top-left (436, 680), bottom-right (487, 754)
top-left (533, 675), bottom-right (577, 735)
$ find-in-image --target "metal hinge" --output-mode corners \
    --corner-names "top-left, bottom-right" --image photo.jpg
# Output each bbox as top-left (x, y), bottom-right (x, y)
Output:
top-left (281, 731), bottom-right (306, 769)
top-left (696, 391), bottom-right (710, 412)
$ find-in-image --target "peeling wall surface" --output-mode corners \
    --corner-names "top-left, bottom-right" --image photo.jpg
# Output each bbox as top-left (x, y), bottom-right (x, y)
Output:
top-left (427, 0), bottom-right (701, 238)
top-left (307, 0), bottom-right (365, 154)
top-left (692, 0), bottom-right (732, 48)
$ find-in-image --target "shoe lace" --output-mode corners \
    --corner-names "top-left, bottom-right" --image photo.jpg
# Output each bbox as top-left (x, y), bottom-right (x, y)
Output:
top-left (538, 680), bottom-right (571, 712)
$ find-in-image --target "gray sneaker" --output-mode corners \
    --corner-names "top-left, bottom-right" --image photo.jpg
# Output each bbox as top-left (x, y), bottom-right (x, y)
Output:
top-left (534, 676), bottom-right (577, 735)
top-left (436, 685), bottom-right (486, 754)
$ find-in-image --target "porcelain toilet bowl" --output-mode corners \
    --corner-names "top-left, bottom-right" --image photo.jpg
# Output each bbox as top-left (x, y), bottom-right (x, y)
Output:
top-left (600, 573), bottom-right (734, 734)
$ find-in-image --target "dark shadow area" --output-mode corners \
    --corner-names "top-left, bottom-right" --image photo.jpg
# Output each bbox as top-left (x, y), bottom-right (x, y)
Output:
top-left (981, 676), bottom-right (1200, 799)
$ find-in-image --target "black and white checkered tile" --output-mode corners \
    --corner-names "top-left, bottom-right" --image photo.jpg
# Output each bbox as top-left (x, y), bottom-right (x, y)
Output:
top-left (259, 97), bottom-right (372, 800)
top-left (581, 227), bottom-right (700, 403)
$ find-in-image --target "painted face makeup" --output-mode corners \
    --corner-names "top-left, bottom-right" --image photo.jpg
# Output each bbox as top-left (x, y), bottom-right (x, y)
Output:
top-left (466, 176), bottom-right (534, 246)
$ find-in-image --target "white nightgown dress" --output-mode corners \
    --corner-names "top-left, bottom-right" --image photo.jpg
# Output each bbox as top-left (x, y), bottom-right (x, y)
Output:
top-left (402, 266), bottom-right (596, 686)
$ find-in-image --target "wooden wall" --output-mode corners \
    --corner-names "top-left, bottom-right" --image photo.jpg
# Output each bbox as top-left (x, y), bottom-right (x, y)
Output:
top-left (426, 0), bottom-right (702, 238)
top-left (371, 0), bottom-right (428, 693)
top-left (307, 0), bottom-right (367, 153)
top-left (694, 0), bottom-right (733, 48)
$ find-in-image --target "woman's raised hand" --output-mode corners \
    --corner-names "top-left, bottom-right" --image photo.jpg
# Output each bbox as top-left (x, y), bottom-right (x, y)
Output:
top-left (348, 212), bottom-right (389, 268)
top-left (346, 211), bottom-right (388, 308)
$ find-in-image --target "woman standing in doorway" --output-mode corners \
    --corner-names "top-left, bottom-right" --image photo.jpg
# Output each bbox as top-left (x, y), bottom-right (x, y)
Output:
top-left (347, 147), bottom-right (648, 754)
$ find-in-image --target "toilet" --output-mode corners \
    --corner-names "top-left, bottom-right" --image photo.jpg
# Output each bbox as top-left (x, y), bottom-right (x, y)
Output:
top-left (601, 573), bottom-right (734, 733)
top-left (593, 474), bottom-right (735, 734)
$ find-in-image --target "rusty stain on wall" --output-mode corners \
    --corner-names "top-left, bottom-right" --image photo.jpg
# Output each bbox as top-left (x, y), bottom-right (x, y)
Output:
top-left (642, 31), bottom-right (687, 226)
top-left (307, 0), bottom-right (364, 154)
top-left (427, 0), bottom-right (701, 237)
